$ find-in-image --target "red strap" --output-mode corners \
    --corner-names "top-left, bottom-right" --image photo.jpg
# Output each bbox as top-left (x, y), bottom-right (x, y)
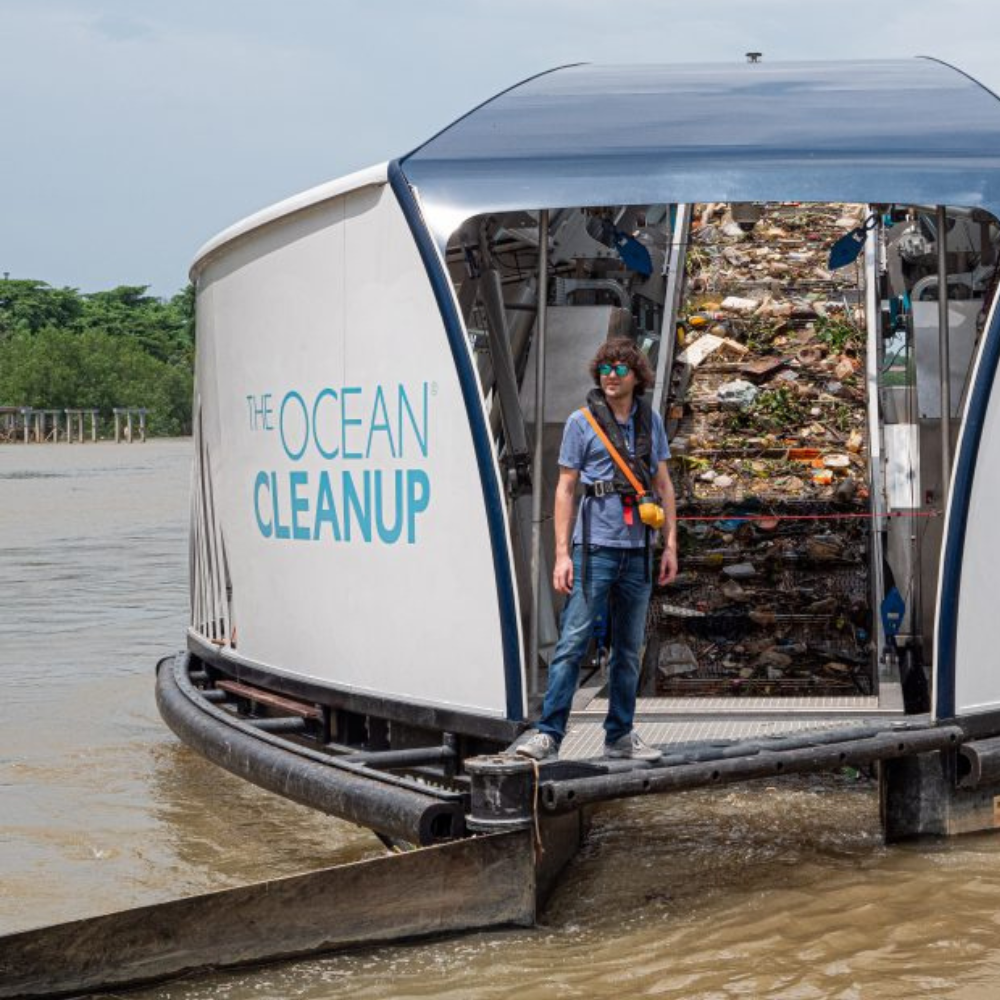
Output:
top-left (582, 408), bottom-right (644, 528)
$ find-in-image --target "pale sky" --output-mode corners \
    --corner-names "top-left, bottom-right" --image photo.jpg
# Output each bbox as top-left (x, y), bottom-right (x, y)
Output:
top-left (3, 0), bottom-right (1000, 297)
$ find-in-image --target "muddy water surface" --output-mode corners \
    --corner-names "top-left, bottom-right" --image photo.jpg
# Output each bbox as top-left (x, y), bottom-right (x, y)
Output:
top-left (2, 441), bottom-right (1000, 999)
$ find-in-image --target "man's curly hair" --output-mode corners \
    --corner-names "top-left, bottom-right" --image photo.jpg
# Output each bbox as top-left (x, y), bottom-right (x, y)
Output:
top-left (589, 338), bottom-right (655, 396)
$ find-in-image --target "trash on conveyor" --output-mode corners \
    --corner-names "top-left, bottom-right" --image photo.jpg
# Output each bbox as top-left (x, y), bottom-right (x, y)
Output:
top-left (651, 202), bottom-right (873, 698)
top-left (716, 380), bottom-right (759, 411)
top-left (657, 641), bottom-right (699, 678)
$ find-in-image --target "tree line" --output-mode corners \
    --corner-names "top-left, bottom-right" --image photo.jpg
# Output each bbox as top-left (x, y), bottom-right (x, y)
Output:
top-left (0, 280), bottom-right (194, 437)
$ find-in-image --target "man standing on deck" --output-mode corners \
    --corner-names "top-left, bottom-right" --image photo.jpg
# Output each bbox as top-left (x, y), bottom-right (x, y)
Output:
top-left (511, 338), bottom-right (677, 762)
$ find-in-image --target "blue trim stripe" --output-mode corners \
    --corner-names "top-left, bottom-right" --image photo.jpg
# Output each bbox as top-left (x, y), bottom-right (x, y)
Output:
top-left (387, 160), bottom-right (524, 722)
top-left (936, 297), bottom-right (1000, 719)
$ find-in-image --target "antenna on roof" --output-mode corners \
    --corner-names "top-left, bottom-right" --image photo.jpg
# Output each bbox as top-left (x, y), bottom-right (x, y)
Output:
top-left (746, 52), bottom-right (762, 64)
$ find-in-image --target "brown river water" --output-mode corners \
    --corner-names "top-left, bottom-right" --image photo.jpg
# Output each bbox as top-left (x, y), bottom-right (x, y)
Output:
top-left (3, 440), bottom-right (1000, 999)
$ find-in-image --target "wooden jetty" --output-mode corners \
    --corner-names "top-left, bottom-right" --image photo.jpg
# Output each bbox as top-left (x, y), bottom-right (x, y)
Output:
top-left (0, 406), bottom-right (145, 443)
top-left (62, 409), bottom-right (99, 443)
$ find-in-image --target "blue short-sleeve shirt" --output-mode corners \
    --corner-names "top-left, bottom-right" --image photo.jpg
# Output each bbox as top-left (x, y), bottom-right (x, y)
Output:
top-left (558, 401), bottom-right (671, 548)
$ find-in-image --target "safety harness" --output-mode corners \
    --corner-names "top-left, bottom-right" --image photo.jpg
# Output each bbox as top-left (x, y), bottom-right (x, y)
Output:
top-left (578, 389), bottom-right (665, 591)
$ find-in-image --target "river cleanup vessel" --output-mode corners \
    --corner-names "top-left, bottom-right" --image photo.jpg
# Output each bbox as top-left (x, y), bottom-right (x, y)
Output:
top-left (9, 56), bottom-right (1000, 1000)
top-left (170, 59), bottom-right (1000, 812)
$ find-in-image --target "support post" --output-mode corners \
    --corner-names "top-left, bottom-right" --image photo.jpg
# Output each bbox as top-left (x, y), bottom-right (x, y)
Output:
top-left (478, 233), bottom-right (531, 463)
top-left (937, 204), bottom-right (952, 493)
top-left (114, 410), bottom-right (121, 444)
top-left (529, 209), bottom-right (549, 703)
top-left (139, 409), bottom-right (146, 443)
top-left (457, 275), bottom-right (479, 323)
top-left (651, 203), bottom-right (691, 417)
top-left (485, 277), bottom-right (538, 437)
top-left (864, 220), bottom-right (889, 672)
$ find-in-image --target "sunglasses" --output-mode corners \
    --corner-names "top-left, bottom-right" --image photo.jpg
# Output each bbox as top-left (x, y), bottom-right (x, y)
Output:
top-left (598, 363), bottom-right (631, 377)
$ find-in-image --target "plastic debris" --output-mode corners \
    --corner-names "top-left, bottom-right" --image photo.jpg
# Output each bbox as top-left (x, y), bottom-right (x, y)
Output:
top-left (834, 357), bottom-right (856, 381)
top-left (716, 380), bottom-right (759, 411)
top-left (721, 220), bottom-right (749, 240)
top-left (835, 478), bottom-right (857, 503)
top-left (720, 295), bottom-right (761, 314)
top-left (657, 642), bottom-right (699, 677)
top-left (722, 579), bottom-right (751, 602)
top-left (823, 661), bottom-right (852, 674)
top-left (741, 356), bottom-right (789, 380)
top-left (758, 649), bottom-right (793, 670)
top-left (676, 333), bottom-right (748, 367)
top-left (806, 537), bottom-right (844, 561)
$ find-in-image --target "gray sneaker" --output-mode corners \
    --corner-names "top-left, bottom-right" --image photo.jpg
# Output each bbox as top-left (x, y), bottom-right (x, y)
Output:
top-left (509, 730), bottom-right (559, 761)
top-left (604, 730), bottom-right (663, 762)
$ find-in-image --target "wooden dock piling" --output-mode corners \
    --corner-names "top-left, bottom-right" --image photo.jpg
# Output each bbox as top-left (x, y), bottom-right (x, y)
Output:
top-left (112, 407), bottom-right (148, 443)
top-left (31, 409), bottom-right (63, 443)
top-left (0, 405), bottom-right (140, 444)
top-left (63, 409), bottom-right (98, 443)
top-left (0, 407), bottom-right (22, 443)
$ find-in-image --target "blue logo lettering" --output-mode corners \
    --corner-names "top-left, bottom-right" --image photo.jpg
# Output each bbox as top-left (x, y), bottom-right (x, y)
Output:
top-left (279, 391), bottom-right (309, 461)
top-left (253, 471), bottom-right (272, 538)
top-left (251, 381), bottom-right (433, 546)
top-left (311, 388), bottom-right (340, 460)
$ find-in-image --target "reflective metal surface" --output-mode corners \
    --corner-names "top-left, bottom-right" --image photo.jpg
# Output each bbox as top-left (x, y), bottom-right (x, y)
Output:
top-left (403, 60), bottom-right (1000, 244)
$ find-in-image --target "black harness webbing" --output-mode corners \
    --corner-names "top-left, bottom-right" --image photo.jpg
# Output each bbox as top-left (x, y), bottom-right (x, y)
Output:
top-left (578, 391), bottom-right (655, 597)
top-left (580, 495), bottom-right (652, 601)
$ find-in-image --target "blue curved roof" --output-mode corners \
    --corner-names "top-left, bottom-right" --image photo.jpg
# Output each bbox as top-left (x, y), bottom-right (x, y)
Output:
top-left (400, 59), bottom-right (1000, 243)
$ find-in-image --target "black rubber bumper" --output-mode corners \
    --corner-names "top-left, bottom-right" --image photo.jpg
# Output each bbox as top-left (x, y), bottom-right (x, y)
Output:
top-left (155, 653), bottom-right (465, 845)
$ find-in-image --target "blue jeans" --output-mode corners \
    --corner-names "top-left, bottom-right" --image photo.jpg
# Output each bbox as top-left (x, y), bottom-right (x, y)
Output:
top-left (537, 544), bottom-right (652, 745)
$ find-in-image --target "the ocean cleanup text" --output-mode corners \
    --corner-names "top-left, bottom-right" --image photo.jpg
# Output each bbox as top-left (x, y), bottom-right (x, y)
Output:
top-left (248, 383), bottom-right (431, 545)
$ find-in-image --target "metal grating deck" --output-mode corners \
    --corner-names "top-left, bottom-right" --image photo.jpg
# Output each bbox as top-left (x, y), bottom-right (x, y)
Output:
top-left (561, 682), bottom-right (908, 760)
top-left (576, 681), bottom-right (903, 718)
top-left (560, 715), bottom-right (892, 761)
